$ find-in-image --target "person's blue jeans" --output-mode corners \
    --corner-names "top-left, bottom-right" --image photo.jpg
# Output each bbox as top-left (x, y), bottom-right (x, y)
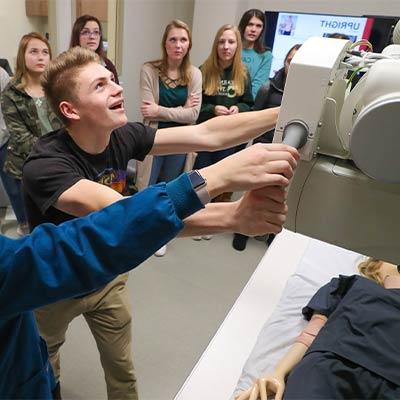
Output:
top-left (148, 154), bottom-right (187, 185)
top-left (0, 142), bottom-right (27, 224)
top-left (193, 146), bottom-right (237, 170)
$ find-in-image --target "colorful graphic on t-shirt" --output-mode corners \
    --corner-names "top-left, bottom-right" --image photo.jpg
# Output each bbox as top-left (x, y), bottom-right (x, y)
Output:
top-left (96, 168), bottom-right (127, 194)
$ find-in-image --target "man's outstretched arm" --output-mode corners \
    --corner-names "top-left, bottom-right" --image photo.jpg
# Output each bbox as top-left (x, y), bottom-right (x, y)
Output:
top-left (150, 107), bottom-right (280, 155)
top-left (45, 142), bottom-right (297, 229)
top-left (52, 143), bottom-right (298, 238)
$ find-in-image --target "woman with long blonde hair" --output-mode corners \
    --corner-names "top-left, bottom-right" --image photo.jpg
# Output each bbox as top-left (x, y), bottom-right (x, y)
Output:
top-left (194, 24), bottom-right (253, 175)
top-left (1, 32), bottom-right (61, 236)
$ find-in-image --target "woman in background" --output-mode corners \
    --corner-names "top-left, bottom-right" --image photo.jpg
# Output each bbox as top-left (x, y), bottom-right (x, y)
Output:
top-left (238, 9), bottom-right (272, 100)
top-left (70, 14), bottom-right (119, 83)
top-left (232, 44), bottom-right (301, 251)
top-left (252, 44), bottom-right (301, 144)
top-left (139, 19), bottom-right (202, 256)
top-left (194, 24), bottom-right (253, 181)
top-left (1, 32), bottom-right (61, 236)
top-left (0, 67), bottom-right (28, 237)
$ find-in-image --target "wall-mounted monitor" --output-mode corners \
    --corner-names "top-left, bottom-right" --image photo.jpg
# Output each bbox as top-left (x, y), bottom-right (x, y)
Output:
top-left (264, 11), bottom-right (399, 77)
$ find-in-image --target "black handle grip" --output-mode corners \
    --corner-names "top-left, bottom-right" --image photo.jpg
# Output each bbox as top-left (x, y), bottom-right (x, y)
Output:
top-left (282, 121), bottom-right (309, 149)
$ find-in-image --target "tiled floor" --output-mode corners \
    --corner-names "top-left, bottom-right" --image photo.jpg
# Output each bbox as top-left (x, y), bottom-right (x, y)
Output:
top-left (0, 206), bottom-right (21, 238)
top-left (59, 234), bottom-right (267, 400)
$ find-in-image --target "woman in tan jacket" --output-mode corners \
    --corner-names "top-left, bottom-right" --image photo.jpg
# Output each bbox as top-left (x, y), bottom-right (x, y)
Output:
top-left (139, 19), bottom-right (202, 255)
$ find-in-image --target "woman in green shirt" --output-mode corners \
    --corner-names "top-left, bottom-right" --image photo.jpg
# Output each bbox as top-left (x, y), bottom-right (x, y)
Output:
top-left (140, 20), bottom-right (202, 186)
top-left (139, 20), bottom-right (202, 255)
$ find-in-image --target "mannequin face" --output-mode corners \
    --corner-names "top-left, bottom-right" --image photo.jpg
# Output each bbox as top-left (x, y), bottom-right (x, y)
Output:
top-left (378, 261), bottom-right (398, 281)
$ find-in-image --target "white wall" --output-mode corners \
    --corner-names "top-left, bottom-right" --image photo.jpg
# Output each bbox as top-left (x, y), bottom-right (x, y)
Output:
top-left (48, 0), bottom-right (74, 55)
top-left (3, 0), bottom-right (397, 118)
top-left (191, 0), bottom-right (245, 67)
top-left (121, 0), bottom-right (195, 120)
top-left (0, 0), bottom-right (48, 71)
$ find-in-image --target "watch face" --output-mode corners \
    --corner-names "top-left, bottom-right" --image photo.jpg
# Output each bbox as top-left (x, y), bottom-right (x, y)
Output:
top-left (190, 171), bottom-right (205, 188)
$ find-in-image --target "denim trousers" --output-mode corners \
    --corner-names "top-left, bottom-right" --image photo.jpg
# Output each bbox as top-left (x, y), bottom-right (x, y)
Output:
top-left (0, 142), bottom-right (27, 224)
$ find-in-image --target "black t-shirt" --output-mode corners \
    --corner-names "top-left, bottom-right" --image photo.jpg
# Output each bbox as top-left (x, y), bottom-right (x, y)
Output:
top-left (23, 122), bottom-right (156, 229)
top-left (303, 275), bottom-right (400, 385)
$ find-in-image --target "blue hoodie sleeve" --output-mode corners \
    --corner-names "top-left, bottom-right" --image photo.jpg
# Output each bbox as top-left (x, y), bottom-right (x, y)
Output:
top-left (0, 173), bottom-right (203, 319)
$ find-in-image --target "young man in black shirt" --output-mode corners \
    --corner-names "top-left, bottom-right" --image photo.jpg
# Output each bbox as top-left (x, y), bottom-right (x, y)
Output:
top-left (23, 47), bottom-right (298, 399)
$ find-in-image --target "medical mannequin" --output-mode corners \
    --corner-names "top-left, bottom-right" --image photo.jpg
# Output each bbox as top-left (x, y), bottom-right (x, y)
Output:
top-left (236, 258), bottom-right (400, 399)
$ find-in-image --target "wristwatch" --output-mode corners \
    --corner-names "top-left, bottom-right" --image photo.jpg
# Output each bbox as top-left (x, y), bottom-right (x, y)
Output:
top-left (187, 170), bottom-right (211, 206)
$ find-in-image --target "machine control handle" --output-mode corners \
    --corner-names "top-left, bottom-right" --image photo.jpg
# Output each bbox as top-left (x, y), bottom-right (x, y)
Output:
top-left (282, 120), bottom-right (309, 149)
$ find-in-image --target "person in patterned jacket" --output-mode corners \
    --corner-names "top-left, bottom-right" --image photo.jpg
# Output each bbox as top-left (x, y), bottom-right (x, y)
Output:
top-left (1, 32), bottom-right (61, 235)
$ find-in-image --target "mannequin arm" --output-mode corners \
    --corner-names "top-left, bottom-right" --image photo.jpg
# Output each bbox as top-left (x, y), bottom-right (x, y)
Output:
top-left (236, 313), bottom-right (327, 400)
top-left (235, 343), bottom-right (307, 400)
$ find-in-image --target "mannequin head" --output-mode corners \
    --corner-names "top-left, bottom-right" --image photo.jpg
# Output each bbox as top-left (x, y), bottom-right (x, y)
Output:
top-left (358, 257), bottom-right (398, 286)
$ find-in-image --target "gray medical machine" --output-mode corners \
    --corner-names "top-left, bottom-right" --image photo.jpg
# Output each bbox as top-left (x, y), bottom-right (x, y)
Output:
top-left (275, 36), bottom-right (400, 264)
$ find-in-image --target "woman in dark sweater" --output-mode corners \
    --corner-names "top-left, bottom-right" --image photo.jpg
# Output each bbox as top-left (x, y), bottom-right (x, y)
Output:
top-left (233, 44), bottom-right (301, 251)
top-left (252, 44), bottom-right (301, 144)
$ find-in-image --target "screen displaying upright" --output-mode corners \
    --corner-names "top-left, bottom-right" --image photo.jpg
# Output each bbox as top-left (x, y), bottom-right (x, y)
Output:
top-left (266, 12), bottom-right (373, 77)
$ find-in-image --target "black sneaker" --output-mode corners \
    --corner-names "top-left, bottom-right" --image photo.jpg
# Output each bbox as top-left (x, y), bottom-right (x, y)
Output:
top-left (232, 233), bottom-right (249, 251)
top-left (267, 234), bottom-right (276, 246)
top-left (52, 381), bottom-right (62, 400)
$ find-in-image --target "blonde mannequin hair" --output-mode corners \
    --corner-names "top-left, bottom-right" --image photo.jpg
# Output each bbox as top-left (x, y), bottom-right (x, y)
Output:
top-left (358, 258), bottom-right (384, 286)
